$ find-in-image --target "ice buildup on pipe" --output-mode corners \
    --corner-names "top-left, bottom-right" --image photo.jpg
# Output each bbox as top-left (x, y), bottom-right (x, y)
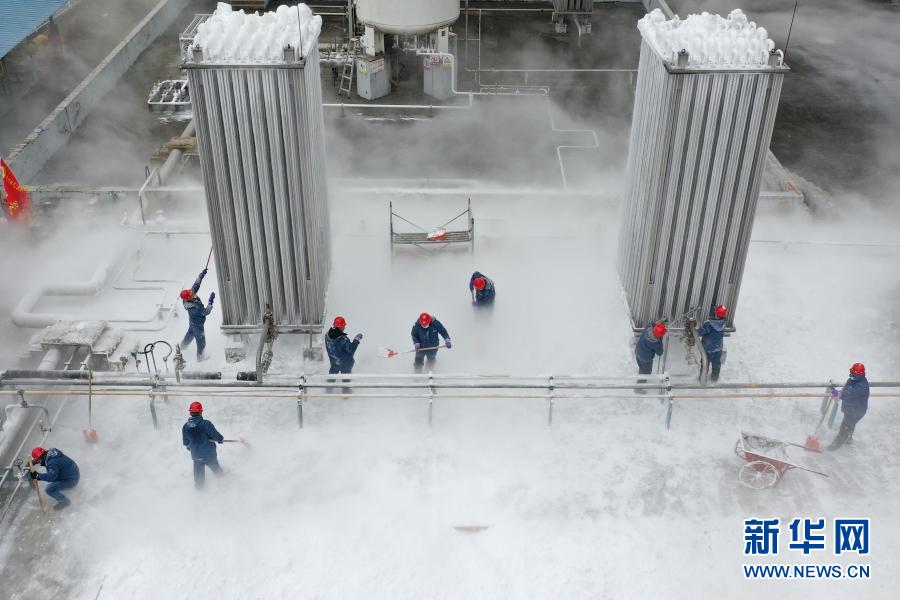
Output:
top-left (638, 9), bottom-right (781, 69)
top-left (192, 2), bottom-right (322, 63)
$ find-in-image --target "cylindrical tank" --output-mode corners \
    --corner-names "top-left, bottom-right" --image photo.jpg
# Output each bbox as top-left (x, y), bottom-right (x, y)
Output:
top-left (355, 0), bottom-right (459, 34)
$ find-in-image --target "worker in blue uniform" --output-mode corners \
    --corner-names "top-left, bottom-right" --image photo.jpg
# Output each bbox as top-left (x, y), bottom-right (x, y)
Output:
top-left (179, 269), bottom-right (215, 360)
top-left (182, 401), bottom-right (224, 489)
top-left (828, 363), bottom-right (870, 450)
top-left (469, 271), bottom-right (496, 306)
top-left (411, 312), bottom-right (451, 372)
top-left (635, 321), bottom-right (667, 393)
top-left (699, 305), bottom-right (727, 381)
top-left (28, 447), bottom-right (80, 510)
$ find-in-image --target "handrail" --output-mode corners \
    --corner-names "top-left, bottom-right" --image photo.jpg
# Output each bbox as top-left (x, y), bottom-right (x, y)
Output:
top-left (1, 377), bottom-right (899, 394)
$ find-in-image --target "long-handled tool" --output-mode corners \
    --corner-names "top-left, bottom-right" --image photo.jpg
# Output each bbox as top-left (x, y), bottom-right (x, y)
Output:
top-left (83, 369), bottom-right (98, 443)
top-left (204, 247), bottom-right (213, 270)
top-left (379, 344), bottom-right (446, 358)
top-left (21, 458), bottom-right (46, 513)
top-left (804, 386), bottom-right (838, 451)
top-left (221, 437), bottom-right (251, 449)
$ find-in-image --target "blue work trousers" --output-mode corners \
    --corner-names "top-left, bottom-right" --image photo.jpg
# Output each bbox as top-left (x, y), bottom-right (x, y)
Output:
top-left (193, 455), bottom-right (222, 489)
top-left (182, 324), bottom-right (206, 358)
top-left (707, 351), bottom-right (722, 381)
top-left (45, 478), bottom-right (79, 504)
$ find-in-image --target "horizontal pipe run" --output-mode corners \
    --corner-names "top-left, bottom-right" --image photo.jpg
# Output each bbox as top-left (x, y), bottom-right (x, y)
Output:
top-left (477, 68), bottom-right (637, 73)
top-left (2, 388), bottom-right (899, 401)
top-left (2, 375), bottom-right (900, 390)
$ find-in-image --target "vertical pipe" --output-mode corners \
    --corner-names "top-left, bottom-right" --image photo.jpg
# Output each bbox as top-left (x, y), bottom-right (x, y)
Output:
top-left (298, 375), bottom-right (306, 428)
top-left (547, 375), bottom-right (554, 426)
top-left (428, 373), bottom-right (435, 428)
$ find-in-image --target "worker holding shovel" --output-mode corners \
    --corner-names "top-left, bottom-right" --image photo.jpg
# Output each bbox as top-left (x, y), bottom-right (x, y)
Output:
top-left (469, 271), bottom-right (496, 307)
top-left (411, 312), bottom-right (451, 373)
top-left (182, 401), bottom-right (224, 490)
top-left (27, 447), bottom-right (80, 511)
top-left (827, 363), bottom-right (870, 451)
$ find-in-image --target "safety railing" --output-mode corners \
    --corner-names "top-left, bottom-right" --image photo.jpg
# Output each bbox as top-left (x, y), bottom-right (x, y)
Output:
top-left (2, 373), bottom-right (899, 433)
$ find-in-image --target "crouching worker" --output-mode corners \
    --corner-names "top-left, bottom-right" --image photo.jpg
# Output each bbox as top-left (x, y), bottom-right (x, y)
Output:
top-left (469, 271), bottom-right (496, 306)
top-left (28, 447), bottom-right (80, 510)
top-left (699, 304), bottom-right (727, 382)
top-left (182, 401), bottom-right (224, 489)
top-left (828, 363), bottom-right (869, 451)
top-left (635, 321), bottom-right (666, 393)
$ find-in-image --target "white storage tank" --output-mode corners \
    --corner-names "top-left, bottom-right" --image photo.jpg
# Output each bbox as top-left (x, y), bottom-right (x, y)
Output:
top-left (355, 0), bottom-right (459, 34)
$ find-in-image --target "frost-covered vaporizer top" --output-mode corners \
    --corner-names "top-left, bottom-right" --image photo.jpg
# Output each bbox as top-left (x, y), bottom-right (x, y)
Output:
top-left (638, 8), bottom-right (784, 70)
top-left (190, 2), bottom-right (322, 64)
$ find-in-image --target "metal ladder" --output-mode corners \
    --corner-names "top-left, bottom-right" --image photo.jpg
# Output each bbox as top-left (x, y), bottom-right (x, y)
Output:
top-left (338, 38), bottom-right (358, 98)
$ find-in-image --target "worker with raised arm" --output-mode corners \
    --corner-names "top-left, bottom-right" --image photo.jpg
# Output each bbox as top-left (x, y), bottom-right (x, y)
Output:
top-left (179, 268), bottom-right (215, 361)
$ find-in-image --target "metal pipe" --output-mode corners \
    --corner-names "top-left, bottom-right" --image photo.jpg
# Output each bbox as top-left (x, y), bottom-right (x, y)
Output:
top-left (2, 377), bottom-right (899, 392)
top-left (0, 392), bottom-right (71, 526)
top-left (36, 348), bottom-right (62, 372)
top-left (158, 120), bottom-right (196, 182)
top-left (1, 385), bottom-right (900, 402)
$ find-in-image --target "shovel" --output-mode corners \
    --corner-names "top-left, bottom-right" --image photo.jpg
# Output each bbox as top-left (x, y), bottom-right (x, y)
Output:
top-left (804, 387), bottom-right (838, 451)
top-left (221, 437), bottom-right (251, 449)
top-left (83, 369), bottom-right (98, 443)
top-left (379, 344), bottom-right (446, 358)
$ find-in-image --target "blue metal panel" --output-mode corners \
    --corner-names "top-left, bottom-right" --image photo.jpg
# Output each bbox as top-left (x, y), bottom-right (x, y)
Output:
top-left (0, 0), bottom-right (68, 59)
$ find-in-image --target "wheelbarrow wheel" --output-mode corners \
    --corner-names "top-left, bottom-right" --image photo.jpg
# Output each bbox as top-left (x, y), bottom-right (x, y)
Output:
top-left (734, 439), bottom-right (746, 460)
top-left (739, 461), bottom-right (780, 489)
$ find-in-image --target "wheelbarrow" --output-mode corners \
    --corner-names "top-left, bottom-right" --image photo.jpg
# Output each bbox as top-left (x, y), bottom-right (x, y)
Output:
top-left (733, 430), bottom-right (828, 489)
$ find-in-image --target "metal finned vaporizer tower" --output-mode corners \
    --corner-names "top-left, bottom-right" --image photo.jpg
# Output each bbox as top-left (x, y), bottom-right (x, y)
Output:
top-left (182, 9), bottom-right (330, 332)
top-left (617, 10), bottom-right (788, 330)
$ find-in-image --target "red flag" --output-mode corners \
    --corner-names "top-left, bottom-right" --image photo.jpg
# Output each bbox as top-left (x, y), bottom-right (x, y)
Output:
top-left (1, 158), bottom-right (31, 224)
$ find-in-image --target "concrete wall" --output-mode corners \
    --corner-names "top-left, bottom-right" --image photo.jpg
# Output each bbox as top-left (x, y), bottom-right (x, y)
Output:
top-left (7, 0), bottom-right (191, 182)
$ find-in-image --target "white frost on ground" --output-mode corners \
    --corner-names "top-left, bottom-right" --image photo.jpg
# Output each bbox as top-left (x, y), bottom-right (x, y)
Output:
top-left (1, 188), bottom-right (899, 598)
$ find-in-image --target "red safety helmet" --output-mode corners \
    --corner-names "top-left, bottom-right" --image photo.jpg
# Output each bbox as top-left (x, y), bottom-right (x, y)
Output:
top-left (180, 289), bottom-right (193, 301)
top-left (850, 362), bottom-right (865, 376)
top-left (715, 305), bottom-right (727, 319)
top-left (189, 401), bottom-right (203, 414)
top-left (652, 322), bottom-right (667, 338)
top-left (419, 312), bottom-right (432, 327)
top-left (31, 447), bottom-right (46, 462)
top-left (473, 277), bottom-right (487, 291)
top-left (333, 316), bottom-right (346, 329)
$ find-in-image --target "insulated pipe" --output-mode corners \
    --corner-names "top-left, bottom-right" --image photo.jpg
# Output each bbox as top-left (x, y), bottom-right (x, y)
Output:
top-left (12, 256), bottom-right (117, 327)
top-left (11, 253), bottom-right (169, 329)
top-left (36, 348), bottom-right (63, 372)
top-left (158, 120), bottom-right (196, 182)
top-left (0, 393), bottom-right (71, 526)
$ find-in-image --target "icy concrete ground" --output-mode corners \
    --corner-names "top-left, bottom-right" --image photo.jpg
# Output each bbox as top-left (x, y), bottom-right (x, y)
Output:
top-left (2, 187), bottom-right (900, 598)
top-left (1, 381), bottom-right (898, 599)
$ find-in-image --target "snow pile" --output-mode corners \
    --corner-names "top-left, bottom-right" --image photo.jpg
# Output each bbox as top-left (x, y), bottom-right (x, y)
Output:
top-left (192, 2), bottom-right (322, 63)
top-left (638, 9), bottom-right (782, 69)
